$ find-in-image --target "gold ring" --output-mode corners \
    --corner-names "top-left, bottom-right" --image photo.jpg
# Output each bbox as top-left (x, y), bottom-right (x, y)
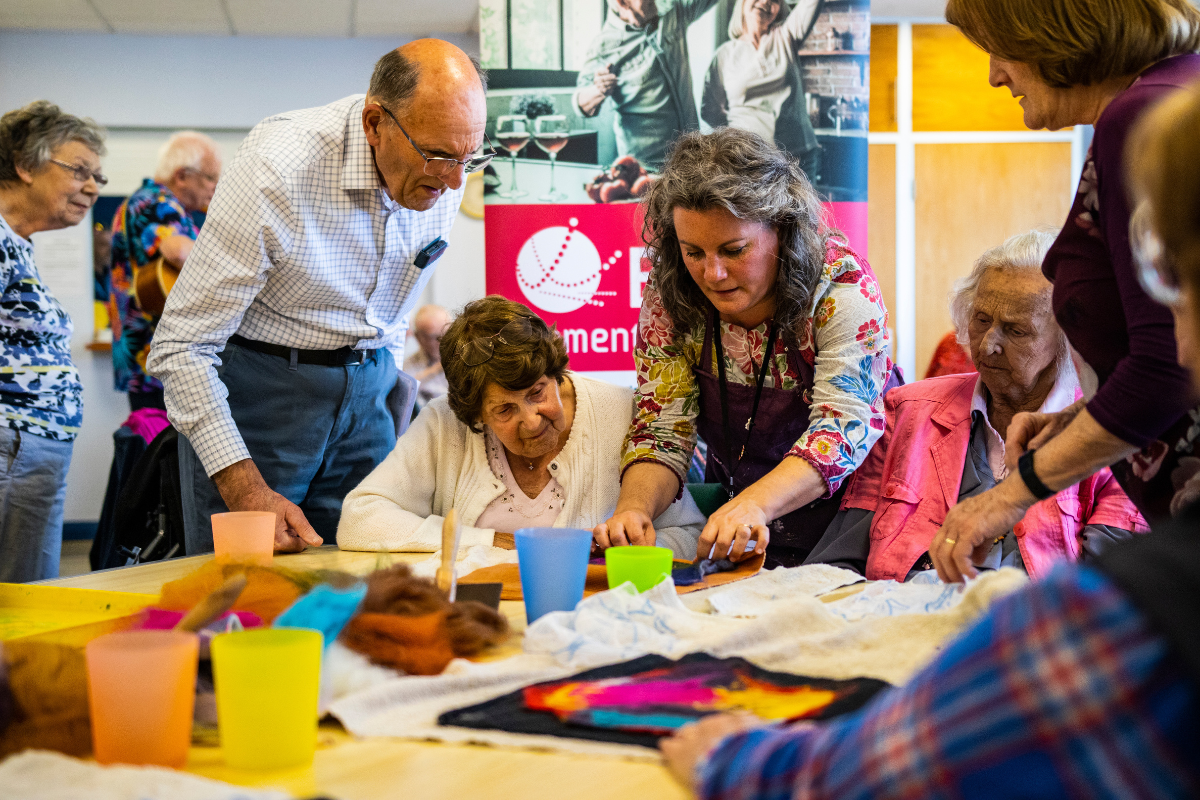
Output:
top-left (944, 538), bottom-right (957, 545)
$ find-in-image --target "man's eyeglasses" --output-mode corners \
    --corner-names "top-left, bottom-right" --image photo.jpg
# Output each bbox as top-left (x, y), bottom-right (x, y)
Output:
top-left (184, 167), bottom-right (219, 184)
top-left (458, 317), bottom-right (536, 367)
top-left (50, 159), bottom-right (108, 187)
top-left (375, 104), bottom-right (496, 179)
top-left (1130, 202), bottom-right (1182, 307)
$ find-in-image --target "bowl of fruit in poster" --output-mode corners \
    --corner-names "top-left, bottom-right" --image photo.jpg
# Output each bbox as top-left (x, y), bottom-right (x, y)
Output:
top-left (585, 155), bottom-right (656, 203)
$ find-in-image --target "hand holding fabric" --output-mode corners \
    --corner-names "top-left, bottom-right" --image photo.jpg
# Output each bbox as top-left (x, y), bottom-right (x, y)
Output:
top-left (931, 478), bottom-right (1033, 583)
top-left (696, 496), bottom-right (769, 562)
top-left (593, 510), bottom-right (657, 549)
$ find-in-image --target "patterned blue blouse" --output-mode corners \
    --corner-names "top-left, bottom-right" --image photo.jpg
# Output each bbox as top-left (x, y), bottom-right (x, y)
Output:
top-left (0, 212), bottom-right (82, 442)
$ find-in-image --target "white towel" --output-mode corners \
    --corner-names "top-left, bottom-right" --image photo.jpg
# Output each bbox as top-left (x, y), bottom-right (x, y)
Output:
top-left (0, 750), bottom-right (293, 800)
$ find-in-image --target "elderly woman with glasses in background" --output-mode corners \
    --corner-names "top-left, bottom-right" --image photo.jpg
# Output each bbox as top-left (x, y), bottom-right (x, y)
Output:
top-left (337, 295), bottom-right (705, 555)
top-left (0, 100), bottom-right (106, 582)
top-left (931, 0), bottom-right (1200, 584)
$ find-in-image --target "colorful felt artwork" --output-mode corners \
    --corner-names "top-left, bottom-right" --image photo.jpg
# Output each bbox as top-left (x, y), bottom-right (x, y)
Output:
top-left (439, 653), bottom-right (891, 749)
top-left (524, 660), bottom-right (846, 735)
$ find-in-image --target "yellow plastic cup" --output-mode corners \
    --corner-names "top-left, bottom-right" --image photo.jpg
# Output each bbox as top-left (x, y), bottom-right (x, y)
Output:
top-left (86, 630), bottom-right (199, 768)
top-left (211, 628), bottom-right (323, 770)
top-left (605, 545), bottom-right (674, 592)
top-left (211, 511), bottom-right (275, 566)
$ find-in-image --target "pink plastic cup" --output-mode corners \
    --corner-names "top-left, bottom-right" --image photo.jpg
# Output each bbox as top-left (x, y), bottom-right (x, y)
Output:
top-left (86, 630), bottom-right (199, 768)
top-left (211, 511), bottom-right (276, 566)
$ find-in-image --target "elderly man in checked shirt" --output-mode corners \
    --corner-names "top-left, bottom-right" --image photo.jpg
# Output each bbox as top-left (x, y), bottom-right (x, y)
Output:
top-left (147, 39), bottom-right (491, 554)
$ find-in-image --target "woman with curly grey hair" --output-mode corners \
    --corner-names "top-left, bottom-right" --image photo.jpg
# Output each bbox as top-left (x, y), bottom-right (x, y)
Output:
top-left (594, 128), bottom-right (899, 568)
top-left (0, 100), bottom-right (106, 581)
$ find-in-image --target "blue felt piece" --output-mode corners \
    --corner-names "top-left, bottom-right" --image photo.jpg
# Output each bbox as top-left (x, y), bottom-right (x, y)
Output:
top-left (273, 583), bottom-right (367, 648)
top-left (670, 558), bottom-right (738, 586)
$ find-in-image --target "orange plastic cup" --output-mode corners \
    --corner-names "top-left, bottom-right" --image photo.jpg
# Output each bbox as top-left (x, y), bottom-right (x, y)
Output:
top-left (85, 630), bottom-right (199, 768)
top-left (211, 511), bottom-right (276, 565)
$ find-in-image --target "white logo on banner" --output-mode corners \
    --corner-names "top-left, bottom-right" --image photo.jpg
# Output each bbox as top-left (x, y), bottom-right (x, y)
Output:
top-left (516, 217), bottom-right (619, 313)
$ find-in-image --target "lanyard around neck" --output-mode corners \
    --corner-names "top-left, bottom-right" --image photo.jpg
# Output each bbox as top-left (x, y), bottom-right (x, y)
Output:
top-left (713, 310), bottom-right (779, 488)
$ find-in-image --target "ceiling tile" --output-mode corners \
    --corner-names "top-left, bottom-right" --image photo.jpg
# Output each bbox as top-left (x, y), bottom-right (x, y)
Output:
top-left (226, 0), bottom-right (352, 36)
top-left (0, 0), bottom-right (110, 32)
top-left (90, 0), bottom-right (230, 34)
top-left (354, 0), bottom-right (477, 36)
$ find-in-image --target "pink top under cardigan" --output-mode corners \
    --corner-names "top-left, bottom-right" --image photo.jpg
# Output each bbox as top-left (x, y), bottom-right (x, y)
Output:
top-left (841, 373), bottom-right (1149, 580)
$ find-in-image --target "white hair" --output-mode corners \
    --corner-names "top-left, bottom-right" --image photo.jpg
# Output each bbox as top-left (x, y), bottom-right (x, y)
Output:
top-left (153, 131), bottom-right (219, 184)
top-left (728, 0), bottom-right (790, 39)
top-left (949, 228), bottom-right (1060, 345)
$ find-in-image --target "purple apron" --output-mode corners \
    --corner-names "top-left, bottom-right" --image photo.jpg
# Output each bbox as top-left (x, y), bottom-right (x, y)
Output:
top-left (696, 315), bottom-right (899, 568)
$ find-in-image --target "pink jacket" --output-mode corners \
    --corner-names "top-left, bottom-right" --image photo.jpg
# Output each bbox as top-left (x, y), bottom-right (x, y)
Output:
top-left (842, 373), bottom-right (1149, 580)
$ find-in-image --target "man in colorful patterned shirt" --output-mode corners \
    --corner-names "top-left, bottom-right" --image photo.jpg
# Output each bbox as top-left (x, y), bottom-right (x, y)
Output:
top-left (0, 101), bottom-right (106, 582)
top-left (109, 132), bottom-right (221, 410)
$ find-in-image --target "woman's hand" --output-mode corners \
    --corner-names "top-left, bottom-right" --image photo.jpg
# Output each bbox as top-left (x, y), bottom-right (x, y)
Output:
top-left (660, 713), bottom-right (764, 790)
top-left (1170, 456), bottom-right (1200, 517)
top-left (593, 510), bottom-right (657, 549)
top-left (931, 477), bottom-right (1033, 583)
top-left (696, 496), bottom-right (769, 562)
top-left (1004, 400), bottom-right (1085, 472)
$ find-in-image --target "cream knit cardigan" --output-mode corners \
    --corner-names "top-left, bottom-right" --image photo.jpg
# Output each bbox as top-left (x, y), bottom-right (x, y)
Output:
top-left (337, 374), bottom-right (706, 556)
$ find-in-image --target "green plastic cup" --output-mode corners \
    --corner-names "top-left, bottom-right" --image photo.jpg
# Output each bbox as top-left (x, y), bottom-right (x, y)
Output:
top-left (605, 546), bottom-right (674, 592)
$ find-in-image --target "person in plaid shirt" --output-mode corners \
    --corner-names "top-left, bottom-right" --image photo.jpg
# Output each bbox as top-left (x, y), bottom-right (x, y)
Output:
top-left (660, 79), bottom-right (1200, 798)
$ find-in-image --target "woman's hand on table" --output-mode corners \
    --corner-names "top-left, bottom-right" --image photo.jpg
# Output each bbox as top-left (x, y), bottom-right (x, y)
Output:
top-left (660, 712), bottom-right (764, 789)
top-left (593, 510), bottom-right (657, 549)
top-left (1004, 399), bottom-right (1084, 472)
top-left (931, 477), bottom-right (1034, 583)
top-left (697, 496), bottom-right (769, 562)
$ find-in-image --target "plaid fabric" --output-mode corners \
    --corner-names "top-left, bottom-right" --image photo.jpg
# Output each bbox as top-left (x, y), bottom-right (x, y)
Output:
top-left (147, 94), bottom-right (464, 476)
top-left (698, 565), bottom-right (1200, 800)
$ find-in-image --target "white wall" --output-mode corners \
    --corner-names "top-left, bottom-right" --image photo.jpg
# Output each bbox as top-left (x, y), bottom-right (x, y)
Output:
top-left (4, 30), bottom-right (489, 525)
top-left (0, 31), bottom-right (476, 128)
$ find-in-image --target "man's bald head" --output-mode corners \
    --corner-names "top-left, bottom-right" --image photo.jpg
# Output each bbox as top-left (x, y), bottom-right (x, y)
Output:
top-left (368, 39), bottom-right (488, 112)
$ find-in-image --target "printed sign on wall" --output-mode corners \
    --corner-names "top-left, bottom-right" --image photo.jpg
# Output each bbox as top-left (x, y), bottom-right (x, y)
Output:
top-left (480, 0), bottom-right (870, 377)
top-left (485, 203), bottom-right (645, 372)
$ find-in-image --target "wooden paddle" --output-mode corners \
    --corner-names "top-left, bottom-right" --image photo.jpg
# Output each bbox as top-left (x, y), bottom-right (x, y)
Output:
top-left (174, 573), bottom-right (247, 633)
top-left (435, 509), bottom-right (463, 602)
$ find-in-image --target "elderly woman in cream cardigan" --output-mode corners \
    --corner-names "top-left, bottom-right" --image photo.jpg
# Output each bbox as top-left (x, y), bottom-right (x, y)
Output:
top-left (338, 296), bottom-right (705, 557)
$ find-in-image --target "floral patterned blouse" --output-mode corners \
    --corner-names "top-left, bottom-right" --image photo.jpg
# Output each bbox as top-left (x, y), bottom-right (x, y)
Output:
top-left (621, 238), bottom-right (893, 497)
top-left (108, 178), bottom-right (198, 394)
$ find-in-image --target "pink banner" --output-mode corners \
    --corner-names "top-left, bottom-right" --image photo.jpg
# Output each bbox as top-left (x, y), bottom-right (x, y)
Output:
top-left (485, 200), bottom-right (869, 372)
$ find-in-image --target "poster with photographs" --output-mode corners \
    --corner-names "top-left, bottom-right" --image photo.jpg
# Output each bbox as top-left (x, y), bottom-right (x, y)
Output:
top-left (479, 0), bottom-right (869, 375)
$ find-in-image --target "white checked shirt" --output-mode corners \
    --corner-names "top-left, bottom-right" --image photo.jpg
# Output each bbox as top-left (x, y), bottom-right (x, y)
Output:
top-left (147, 94), bottom-right (464, 476)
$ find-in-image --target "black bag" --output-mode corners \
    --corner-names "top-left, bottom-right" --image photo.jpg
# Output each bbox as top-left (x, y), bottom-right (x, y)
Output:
top-left (90, 426), bottom-right (186, 570)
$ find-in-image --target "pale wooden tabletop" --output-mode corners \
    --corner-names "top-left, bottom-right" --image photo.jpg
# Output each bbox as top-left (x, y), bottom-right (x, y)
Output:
top-left (41, 547), bottom-right (690, 800)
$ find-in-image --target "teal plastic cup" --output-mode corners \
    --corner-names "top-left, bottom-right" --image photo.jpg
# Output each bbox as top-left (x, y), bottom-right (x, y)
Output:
top-left (605, 546), bottom-right (674, 592)
top-left (514, 527), bottom-right (593, 623)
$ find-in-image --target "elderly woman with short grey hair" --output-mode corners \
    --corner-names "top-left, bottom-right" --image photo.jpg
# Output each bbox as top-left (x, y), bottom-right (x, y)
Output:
top-left (0, 100), bottom-right (106, 582)
top-left (596, 128), bottom-right (899, 568)
top-left (807, 229), bottom-right (1148, 580)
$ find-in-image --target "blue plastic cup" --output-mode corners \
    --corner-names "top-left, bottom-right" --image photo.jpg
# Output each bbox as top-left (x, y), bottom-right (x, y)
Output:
top-left (514, 527), bottom-right (593, 623)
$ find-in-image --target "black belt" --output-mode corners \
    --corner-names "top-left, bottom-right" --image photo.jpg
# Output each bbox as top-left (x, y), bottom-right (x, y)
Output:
top-left (227, 334), bottom-right (369, 367)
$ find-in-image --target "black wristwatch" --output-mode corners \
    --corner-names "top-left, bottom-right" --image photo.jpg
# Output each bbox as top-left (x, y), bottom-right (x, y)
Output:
top-left (1017, 449), bottom-right (1056, 501)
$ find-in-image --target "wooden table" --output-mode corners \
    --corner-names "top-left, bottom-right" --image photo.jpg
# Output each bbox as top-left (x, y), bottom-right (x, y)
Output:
top-left (42, 547), bottom-right (691, 800)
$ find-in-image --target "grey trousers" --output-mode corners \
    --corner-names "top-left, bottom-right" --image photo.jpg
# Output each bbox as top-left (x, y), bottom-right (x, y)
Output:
top-left (0, 426), bottom-right (73, 582)
top-left (178, 342), bottom-right (415, 555)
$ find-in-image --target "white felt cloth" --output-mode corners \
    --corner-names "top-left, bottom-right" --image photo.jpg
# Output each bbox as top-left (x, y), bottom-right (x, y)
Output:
top-left (407, 545), bottom-right (518, 580)
top-left (0, 750), bottom-right (292, 800)
top-left (327, 566), bottom-right (1028, 760)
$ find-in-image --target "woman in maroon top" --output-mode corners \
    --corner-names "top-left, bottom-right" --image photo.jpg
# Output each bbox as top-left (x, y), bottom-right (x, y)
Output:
top-left (932, 0), bottom-right (1200, 583)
